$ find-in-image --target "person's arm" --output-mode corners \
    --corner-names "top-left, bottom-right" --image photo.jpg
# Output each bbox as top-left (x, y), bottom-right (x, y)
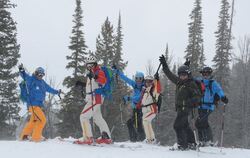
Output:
top-left (20, 71), bottom-right (32, 81)
top-left (213, 81), bottom-right (228, 104)
top-left (159, 55), bottom-right (179, 84)
top-left (212, 81), bottom-right (225, 98)
top-left (117, 71), bottom-right (136, 87)
top-left (44, 81), bottom-right (59, 95)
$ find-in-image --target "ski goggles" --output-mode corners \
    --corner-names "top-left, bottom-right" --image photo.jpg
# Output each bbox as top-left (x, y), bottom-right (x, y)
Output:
top-left (135, 77), bottom-right (143, 81)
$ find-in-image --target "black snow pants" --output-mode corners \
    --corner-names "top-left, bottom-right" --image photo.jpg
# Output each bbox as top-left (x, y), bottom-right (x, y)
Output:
top-left (195, 109), bottom-right (213, 142)
top-left (174, 109), bottom-right (195, 149)
top-left (126, 108), bottom-right (145, 142)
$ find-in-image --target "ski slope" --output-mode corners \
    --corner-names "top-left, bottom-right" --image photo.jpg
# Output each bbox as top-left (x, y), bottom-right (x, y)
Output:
top-left (1, 139), bottom-right (250, 158)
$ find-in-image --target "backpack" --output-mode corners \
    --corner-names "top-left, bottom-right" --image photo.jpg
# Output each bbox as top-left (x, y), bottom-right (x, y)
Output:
top-left (194, 79), bottom-right (220, 106)
top-left (97, 66), bottom-right (115, 99)
top-left (19, 80), bottom-right (29, 103)
top-left (149, 87), bottom-right (162, 113)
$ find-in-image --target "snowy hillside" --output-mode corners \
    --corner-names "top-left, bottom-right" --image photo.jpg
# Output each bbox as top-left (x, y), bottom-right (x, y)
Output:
top-left (1, 139), bottom-right (250, 158)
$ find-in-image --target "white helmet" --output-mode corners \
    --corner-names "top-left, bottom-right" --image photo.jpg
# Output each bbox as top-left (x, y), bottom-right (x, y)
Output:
top-left (86, 56), bottom-right (97, 64)
top-left (144, 75), bottom-right (154, 81)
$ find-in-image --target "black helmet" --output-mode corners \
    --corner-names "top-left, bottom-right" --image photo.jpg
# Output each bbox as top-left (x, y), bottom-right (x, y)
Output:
top-left (178, 65), bottom-right (191, 76)
top-left (200, 66), bottom-right (213, 74)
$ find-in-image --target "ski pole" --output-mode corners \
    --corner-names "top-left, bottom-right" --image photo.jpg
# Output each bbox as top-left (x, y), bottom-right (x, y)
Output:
top-left (135, 111), bottom-right (138, 129)
top-left (220, 104), bottom-right (226, 152)
top-left (156, 63), bottom-right (162, 74)
top-left (192, 109), bottom-right (200, 151)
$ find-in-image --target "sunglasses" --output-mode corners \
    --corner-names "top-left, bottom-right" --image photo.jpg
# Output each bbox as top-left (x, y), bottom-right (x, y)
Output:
top-left (37, 73), bottom-right (45, 77)
top-left (202, 72), bottom-right (211, 76)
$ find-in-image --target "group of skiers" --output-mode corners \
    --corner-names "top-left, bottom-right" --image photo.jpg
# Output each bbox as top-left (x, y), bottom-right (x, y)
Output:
top-left (18, 54), bottom-right (228, 151)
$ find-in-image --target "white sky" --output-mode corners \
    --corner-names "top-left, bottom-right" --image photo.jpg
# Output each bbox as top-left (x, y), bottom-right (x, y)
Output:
top-left (11, 0), bottom-right (250, 88)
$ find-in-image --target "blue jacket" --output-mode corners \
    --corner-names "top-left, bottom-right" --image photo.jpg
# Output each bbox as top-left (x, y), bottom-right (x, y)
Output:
top-left (198, 78), bottom-right (225, 111)
top-left (20, 71), bottom-right (59, 107)
top-left (117, 71), bottom-right (144, 109)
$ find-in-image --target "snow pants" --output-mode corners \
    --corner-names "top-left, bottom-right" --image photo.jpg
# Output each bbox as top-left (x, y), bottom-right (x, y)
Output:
top-left (80, 94), bottom-right (111, 140)
top-left (174, 109), bottom-right (195, 149)
top-left (195, 109), bottom-right (213, 142)
top-left (126, 108), bottom-right (145, 142)
top-left (20, 106), bottom-right (46, 142)
top-left (142, 105), bottom-right (157, 141)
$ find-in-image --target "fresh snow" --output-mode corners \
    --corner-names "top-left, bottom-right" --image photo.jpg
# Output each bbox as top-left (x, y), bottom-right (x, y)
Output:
top-left (1, 138), bottom-right (250, 158)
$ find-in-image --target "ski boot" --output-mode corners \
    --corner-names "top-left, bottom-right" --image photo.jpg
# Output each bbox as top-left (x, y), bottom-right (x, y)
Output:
top-left (74, 137), bottom-right (94, 145)
top-left (95, 132), bottom-right (112, 144)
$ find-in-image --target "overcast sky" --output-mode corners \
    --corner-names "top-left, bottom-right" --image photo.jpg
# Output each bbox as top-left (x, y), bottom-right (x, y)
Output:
top-left (11, 0), bottom-right (250, 87)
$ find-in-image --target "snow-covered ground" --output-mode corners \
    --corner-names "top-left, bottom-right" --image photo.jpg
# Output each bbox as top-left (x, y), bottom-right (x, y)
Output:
top-left (1, 139), bottom-right (250, 158)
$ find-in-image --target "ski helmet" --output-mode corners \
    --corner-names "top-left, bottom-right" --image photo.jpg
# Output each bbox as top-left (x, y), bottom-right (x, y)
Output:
top-left (144, 75), bottom-right (154, 81)
top-left (86, 56), bottom-right (97, 64)
top-left (177, 65), bottom-right (191, 76)
top-left (200, 66), bottom-right (213, 74)
top-left (35, 67), bottom-right (45, 75)
top-left (135, 72), bottom-right (144, 78)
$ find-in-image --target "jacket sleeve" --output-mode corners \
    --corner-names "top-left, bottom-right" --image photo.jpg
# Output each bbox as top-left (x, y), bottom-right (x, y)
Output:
top-left (212, 81), bottom-right (225, 98)
top-left (162, 64), bottom-right (179, 85)
top-left (96, 70), bottom-right (106, 85)
top-left (20, 71), bottom-right (32, 81)
top-left (117, 71), bottom-right (136, 87)
top-left (44, 81), bottom-right (59, 94)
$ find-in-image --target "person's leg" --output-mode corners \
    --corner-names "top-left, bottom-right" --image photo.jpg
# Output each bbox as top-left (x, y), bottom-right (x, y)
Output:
top-left (142, 106), bottom-right (156, 142)
top-left (31, 106), bottom-right (46, 142)
top-left (136, 109), bottom-right (145, 141)
top-left (127, 117), bottom-right (137, 142)
top-left (20, 107), bottom-right (35, 140)
top-left (93, 104), bottom-right (111, 139)
top-left (79, 95), bottom-right (94, 140)
top-left (174, 111), bottom-right (189, 149)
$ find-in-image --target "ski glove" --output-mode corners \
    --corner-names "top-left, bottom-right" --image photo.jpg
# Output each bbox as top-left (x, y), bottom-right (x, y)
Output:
top-left (18, 64), bottom-right (25, 72)
top-left (87, 72), bottom-right (98, 80)
top-left (154, 72), bottom-right (160, 80)
top-left (184, 58), bottom-right (190, 67)
top-left (221, 96), bottom-right (228, 104)
top-left (159, 55), bottom-right (167, 68)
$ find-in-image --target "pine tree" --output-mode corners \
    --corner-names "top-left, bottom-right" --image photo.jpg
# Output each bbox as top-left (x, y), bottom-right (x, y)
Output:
top-left (95, 17), bottom-right (115, 66)
top-left (185, 0), bottom-right (205, 77)
top-left (0, 0), bottom-right (20, 139)
top-left (114, 13), bottom-right (127, 70)
top-left (213, 0), bottom-right (232, 91)
top-left (57, 0), bottom-right (88, 138)
top-left (95, 15), bottom-right (129, 141)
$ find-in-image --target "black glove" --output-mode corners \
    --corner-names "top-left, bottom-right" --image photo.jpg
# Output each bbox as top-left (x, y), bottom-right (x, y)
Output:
top-left (221, 96), bottom-right (228, 104)
top-left (87, 72), bottom-right (97, 80)
top-left (159, 55), bottom-right (167, 67)
top-left (184, 58), bottom-right (190, 67)
top-left (18, 64), bottom-right (24, 72)
top-left (154, 72), bottom-right (159, 80)
top-left (58, 89), bottom-right (62, 95)
top-left (112, 64), bottom-right (117, 70)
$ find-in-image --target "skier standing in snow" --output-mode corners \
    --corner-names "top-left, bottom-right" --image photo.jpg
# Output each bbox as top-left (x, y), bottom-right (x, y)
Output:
top-left (159, 55), bottom-right (201, 150)
top-left (75, 56), bottom-right (112, 145)
top-left (137, 74), bottom-right (161, 144)
top-left (19, 65), bottom-right (61, 142)
top-left (113, 66), bottom-right (146, 142)
top-left (195, 66), bottom-right (228, 146)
